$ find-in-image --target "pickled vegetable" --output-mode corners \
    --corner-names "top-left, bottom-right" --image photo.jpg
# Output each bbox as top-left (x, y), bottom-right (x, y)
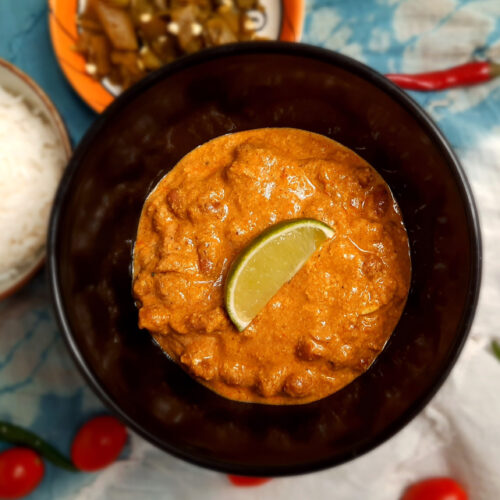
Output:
top-left (96, 2), bottom-right (139, 50)
top-left (76, 0), bottom-right (268, 91)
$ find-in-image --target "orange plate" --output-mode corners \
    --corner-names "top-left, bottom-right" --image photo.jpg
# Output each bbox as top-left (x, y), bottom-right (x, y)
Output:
top-left (49, 0), bottom-right (305, 113)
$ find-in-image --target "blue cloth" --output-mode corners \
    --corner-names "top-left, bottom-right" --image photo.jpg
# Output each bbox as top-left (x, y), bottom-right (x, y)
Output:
top-left (1, 1), bottom-right (500, 498)
top-left (0, 0), bottom-right (95, 144)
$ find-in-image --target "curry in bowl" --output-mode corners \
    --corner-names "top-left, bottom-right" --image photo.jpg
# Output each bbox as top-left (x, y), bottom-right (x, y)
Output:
top-left (49, 44), bottom-right (480, 472)
top-left (132, 128), bottom-right (411, 405)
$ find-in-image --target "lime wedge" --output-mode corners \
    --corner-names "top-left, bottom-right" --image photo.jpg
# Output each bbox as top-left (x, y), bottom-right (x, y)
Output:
top-left (225, 218), bottom-right (334, 331)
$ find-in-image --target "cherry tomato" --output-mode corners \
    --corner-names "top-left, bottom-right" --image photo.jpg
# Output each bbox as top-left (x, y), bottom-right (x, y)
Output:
top-left (228, 475), bottom-right (271, 487)
top-left (71, 416), bottom-right (127, 472)
top-left (0, 448), bottom-right (44, 499)
top-left (402, 477), bottom-right (468, 500)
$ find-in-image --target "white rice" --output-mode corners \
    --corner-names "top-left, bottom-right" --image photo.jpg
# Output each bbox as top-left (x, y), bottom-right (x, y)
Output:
top-left (0, 85), bottom-right (66, 283)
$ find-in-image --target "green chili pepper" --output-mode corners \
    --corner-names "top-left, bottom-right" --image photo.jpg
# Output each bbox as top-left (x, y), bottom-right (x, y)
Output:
top-left (0, 421), bottom-right (78, 472)
top-left (492, 340), bottom-right (500, 362)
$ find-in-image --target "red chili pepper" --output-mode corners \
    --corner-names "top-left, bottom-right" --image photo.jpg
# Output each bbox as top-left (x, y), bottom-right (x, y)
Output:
top-left (228, 475), bottom-right (271, 487)
top-left (386, 61), bottom-right (500, 91)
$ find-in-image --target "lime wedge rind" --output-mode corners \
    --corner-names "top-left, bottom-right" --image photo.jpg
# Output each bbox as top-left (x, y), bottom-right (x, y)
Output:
top-left (225, 218), bottom-right (334, 331)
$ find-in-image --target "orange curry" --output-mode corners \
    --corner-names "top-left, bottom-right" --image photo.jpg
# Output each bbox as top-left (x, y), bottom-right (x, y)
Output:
top-left (133, 128), bottom-right (411, 405)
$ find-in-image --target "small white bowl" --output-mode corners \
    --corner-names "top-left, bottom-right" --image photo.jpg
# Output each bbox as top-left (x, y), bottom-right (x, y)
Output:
top-left (0, 59), bottom-right (72, 300)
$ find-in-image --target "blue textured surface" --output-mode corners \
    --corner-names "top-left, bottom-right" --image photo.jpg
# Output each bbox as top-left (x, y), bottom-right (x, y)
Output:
top-left (1, 0), bottom-right (500, 498)
top-left (0, 0), bottom-right (95, 144)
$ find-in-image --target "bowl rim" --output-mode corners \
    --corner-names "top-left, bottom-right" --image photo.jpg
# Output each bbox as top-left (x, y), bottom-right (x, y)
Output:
top-left (48, 0), bottom-right (306, 113)
top-left (48, 41), bottom-right (482, 477)
top-left (0, 58), bottom-right (72, 301)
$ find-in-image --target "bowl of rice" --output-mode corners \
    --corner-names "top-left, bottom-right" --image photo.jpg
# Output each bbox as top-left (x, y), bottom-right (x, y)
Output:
top-left (0, 59), bottom-right (71, 300)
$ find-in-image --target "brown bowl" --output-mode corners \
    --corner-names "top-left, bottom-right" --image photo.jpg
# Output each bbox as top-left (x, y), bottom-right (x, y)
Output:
top-left (0, 58), bottom-right (71, 300)
top-left (48, 42), bottom-right (481, 476)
